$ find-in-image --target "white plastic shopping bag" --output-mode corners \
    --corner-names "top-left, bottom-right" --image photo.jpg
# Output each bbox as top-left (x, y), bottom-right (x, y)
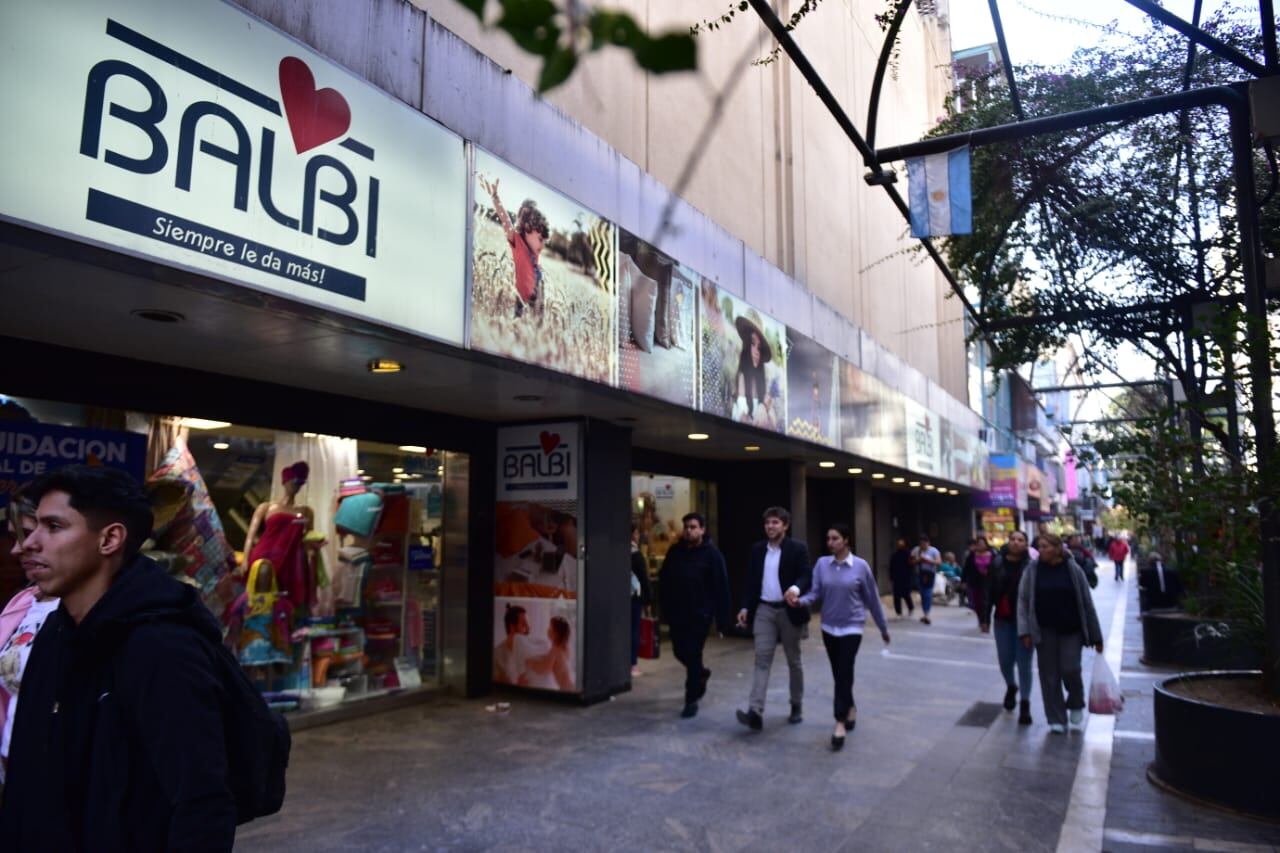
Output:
top-left (933, 573), bottom-right (947, 598)
top-left (1088, 655), bottom-right (1124, 714)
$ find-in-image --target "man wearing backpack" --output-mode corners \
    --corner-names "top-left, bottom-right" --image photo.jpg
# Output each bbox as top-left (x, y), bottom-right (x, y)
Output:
top-left (0, 465), bottom-right (283, 851)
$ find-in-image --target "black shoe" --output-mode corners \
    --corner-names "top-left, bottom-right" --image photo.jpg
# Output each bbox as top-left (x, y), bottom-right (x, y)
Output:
top-left (1003, 684), bottom-right (1018, 711)
top-left (694, 668), bottom-right (711, 701)
top-left (845, 716), bottom-right (856, 732)
top-left (736, 709), bottom-right (763, 731)
top-left (921, 616), bottom-right (931, 625)
top-left (788, 704), bottom-right (803, 724)
top-left (681, 702), bottom-right (698, 719)
top-left (1018, 700), bottom-right (1032, 725)
top-left (831, 734), bottom-right (845, 750)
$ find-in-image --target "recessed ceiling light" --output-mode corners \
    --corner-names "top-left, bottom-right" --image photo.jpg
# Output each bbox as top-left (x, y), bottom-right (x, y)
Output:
top-left (392, 467), bottom-right (405, 474)
top-left (131, 308), bottom-right (185, 323)
top-left (360, 475), bottom-right (373, 482)
top-left (872, 473), bottom-right (886, 480)
top-left (950, 489), bottom-right (961, 495)
top-left (924, 484), bottom-right (935, 490)
top-left (848, 467), bottom-right (863, 474)
top-left (892, 476), bottom-right (906, 483)
top-left (302, 432), bottom-right (318, 438)
top-left (513, 394), bottom-right (543, 402)
top-left (212, 441), bottom-right (230, 451)
top-left (909, 481), bottom-right (921, 487)
top-left (744, 445), bottom-right (761, 452)
top-left (357, 469), bottom-right (365, 475)
top-left (819, 461), bottom-right (836, 468)
top-left (179, 418), bottom-right (232, 430)
top-left (688, 433), bottom-right (710, 440)
top-left (399, 445), bottom-right (428, 453)
top-left (367, 358), bottom-right (403, 374)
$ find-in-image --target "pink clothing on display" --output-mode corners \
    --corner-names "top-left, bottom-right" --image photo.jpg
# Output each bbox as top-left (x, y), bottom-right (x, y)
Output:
top-left (248, 512), bottom-right (313, 610)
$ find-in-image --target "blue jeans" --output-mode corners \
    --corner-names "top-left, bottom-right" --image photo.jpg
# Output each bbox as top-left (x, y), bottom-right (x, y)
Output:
top-left (919, 575), bottom-right (934, 614)
top-left (993, 618), bottom-right (1033, 701)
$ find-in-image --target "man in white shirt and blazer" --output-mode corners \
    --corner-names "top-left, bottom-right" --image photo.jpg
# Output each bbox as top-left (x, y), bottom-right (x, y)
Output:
top-left (735, 507), bottom-right (812, 730)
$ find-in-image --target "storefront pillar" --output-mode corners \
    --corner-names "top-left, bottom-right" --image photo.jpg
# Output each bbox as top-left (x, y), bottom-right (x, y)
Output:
top-left (580, 418), bottom-right (632, 703)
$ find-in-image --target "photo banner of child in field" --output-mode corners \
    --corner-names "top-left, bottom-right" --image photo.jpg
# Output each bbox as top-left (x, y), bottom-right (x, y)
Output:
top-left (471, 150), bottom-right (616, 384)
top-left (785, 331), bottom-right (840, 447)
top-left (699, 281), bottom-right (787, 433)
top-left (616, 229), bottom-right (697, 408)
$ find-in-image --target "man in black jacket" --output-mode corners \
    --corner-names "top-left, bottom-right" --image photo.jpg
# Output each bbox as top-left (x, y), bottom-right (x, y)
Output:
top-left (0, 465), bottom-right (237, 851)
top-left (659, 513), bottom-right (731, 719)
top-left (734, 507), bottom-right (811, 730)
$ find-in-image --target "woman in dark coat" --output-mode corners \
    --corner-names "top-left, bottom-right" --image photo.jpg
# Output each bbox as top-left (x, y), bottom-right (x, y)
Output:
top-left (962, 535), bottom-right (995, 629)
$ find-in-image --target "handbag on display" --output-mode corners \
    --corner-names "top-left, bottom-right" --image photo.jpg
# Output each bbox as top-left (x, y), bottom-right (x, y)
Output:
top-left (638, 616), bottom-right (660, 659)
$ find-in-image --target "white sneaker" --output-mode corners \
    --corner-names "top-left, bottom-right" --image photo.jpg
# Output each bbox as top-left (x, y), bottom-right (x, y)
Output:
top-left (630, 666), bottom-right (643, 677)
top-left (1068, 709), bottom-right (1083, 728)
top-left (1049, 723), bottom-right (1066, 734)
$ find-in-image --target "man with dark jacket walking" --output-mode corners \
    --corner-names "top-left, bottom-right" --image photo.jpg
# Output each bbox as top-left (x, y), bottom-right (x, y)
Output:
top-left (0, 466), bottom-right (238, 851)
top-left (734, 507), bottom-right (811, 730)
top-left (659, 513), bottom-right (731, 719)
top-left (888, 538), bottom-right (914, 619)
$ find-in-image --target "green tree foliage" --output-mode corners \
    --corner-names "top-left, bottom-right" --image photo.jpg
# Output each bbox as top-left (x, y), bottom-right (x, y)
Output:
top-left (928, 8), bottom-right (1278, 411)
top-left (452, 0), bottom-right (696, 91)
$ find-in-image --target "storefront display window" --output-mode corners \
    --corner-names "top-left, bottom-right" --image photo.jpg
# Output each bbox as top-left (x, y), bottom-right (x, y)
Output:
top-left (1, 394), bottom-right (455, 716)
top-left (630, 472), bottom-right (716, 622)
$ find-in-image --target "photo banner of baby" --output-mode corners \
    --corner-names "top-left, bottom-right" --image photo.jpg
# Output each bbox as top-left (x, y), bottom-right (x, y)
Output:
top-left (699, 282), bottom-right (788, 433)
top-left (470, 149), bottom-right (617, 385)
top-left (616, 229), bottom-right (698, 408)
top-left (493, 423), bottom-right (581, 694)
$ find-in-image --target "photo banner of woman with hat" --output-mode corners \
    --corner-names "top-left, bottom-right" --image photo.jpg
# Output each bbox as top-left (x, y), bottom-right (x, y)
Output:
top-left (698, 281), bottom-right (787, 433)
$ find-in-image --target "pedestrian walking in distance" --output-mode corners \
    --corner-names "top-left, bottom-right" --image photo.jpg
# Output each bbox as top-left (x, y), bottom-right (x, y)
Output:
top-left (736, 507), bottom-right (811, 731)
top-left (789, 523), bottom-right (889, 751)
top-left (0, 466), bottom-right (242, 850)
top-left (629, 523), bottom-right (652, 678)
top-left (1108, 536), bottom-right (1129, 581)
top-left (659, 513), bottom-right (731, 719)
top-left (910, 534), bottom-right (940, 625)
top-left (1017, 532), bottom-right (1104, 734)
top-left (963, 535), bottom-right (996, 629)
top-left (888, 538), bottom-right (914, 619)
top-left (985, 530), bottom-right (1034, 724)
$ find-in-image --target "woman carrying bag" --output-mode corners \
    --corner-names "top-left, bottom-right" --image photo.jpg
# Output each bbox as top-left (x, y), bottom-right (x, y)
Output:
top-left (1017, 532), bottom-right (1103, 733)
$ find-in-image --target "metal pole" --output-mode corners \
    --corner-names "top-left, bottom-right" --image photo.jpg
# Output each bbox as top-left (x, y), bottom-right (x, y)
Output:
top-left (1124, 0), bottom-right (1267, 77)
top-left (1229, 97), bottom-right (1280, 697)
top-left (744, 0), bottom-right (990, 339)
top-left (874, 85), bottom-right (1241, 163)
top-left (987, 0), bottom-right (1025, 119)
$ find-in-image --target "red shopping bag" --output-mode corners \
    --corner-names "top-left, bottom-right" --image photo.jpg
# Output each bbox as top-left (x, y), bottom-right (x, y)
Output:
top-left (639, 616), bottom-right (660, 659)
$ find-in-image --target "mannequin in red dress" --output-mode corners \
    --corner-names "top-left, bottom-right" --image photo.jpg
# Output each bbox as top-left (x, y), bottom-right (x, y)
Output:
top-left (242, 462), bottom-right (317, 610)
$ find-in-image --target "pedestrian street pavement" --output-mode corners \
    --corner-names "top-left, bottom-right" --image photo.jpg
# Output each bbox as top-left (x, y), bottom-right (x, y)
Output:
top-left (237, 567), bottom-right (1278, 852)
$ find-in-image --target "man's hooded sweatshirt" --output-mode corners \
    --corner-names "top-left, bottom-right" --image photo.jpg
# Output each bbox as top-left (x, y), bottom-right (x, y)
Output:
top-left (0, 555), bottom-right (236, 852)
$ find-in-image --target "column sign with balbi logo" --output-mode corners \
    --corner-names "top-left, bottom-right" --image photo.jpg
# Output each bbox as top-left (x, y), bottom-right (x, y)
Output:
top-left (0, 0), bottom-right (467, 346)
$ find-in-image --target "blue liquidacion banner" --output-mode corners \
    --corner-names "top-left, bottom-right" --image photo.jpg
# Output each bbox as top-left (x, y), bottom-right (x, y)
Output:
top-left (0, 422), bottom-right (148, 507)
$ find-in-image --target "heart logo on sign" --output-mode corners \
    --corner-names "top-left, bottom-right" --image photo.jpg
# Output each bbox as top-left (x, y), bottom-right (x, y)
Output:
top-left (278, 57), bottom-right (351, 154)
top-left (539, 431), bottom-right (561, 456)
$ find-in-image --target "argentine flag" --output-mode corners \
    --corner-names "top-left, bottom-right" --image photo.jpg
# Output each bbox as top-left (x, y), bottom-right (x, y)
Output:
top-left (906, 146), bottom-right (972, 238)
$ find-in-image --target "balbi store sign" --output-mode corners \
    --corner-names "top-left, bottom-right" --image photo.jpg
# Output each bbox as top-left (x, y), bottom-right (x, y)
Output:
top-left (0, 0), bottom-right (467, 345)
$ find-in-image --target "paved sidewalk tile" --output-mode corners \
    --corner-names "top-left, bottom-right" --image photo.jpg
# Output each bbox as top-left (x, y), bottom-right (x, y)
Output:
top-left (1102, 579), bottom-right (1280, 852)
top-left (230, 575), bottom-right (1271, 852)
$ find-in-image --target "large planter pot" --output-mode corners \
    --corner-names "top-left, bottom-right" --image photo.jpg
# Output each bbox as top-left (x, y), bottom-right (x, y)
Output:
top-left (1151, 671), bottom-right (1279, 820)
top-left (1140, 609), bottom-right (1262, 669)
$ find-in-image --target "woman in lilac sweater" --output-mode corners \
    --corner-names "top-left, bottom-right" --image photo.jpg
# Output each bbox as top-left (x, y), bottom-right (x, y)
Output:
top-left (788, 523), bottom-right (890, 750)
